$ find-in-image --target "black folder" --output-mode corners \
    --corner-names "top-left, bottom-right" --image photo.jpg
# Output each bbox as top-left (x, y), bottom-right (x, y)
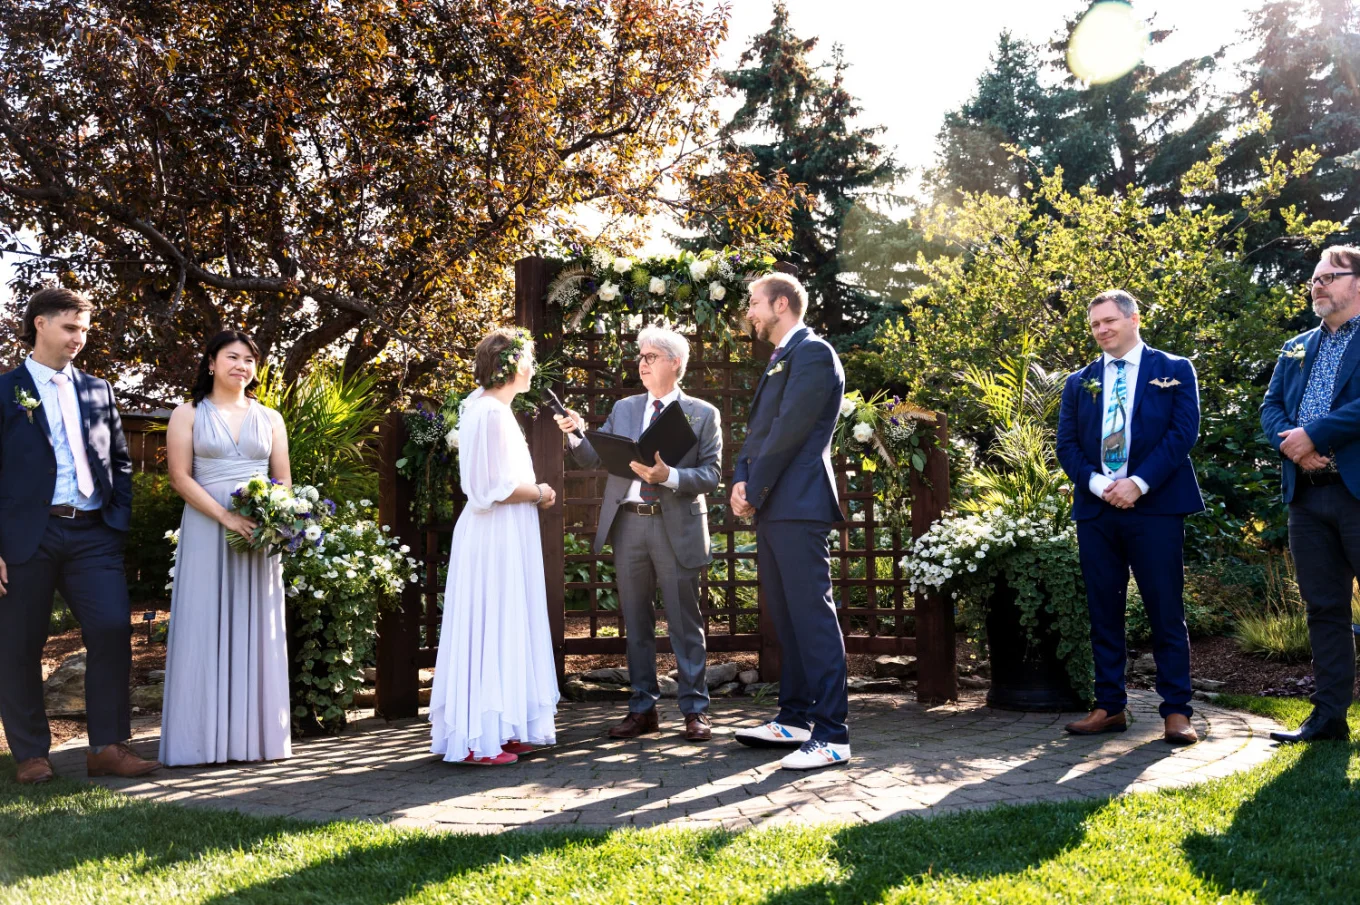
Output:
top-left (584, 401), bottom-right (699, 480)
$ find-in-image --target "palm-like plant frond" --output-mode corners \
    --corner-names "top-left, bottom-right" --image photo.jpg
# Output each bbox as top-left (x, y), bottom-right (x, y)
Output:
top-left (958, 333), bottom-right (1064, 429)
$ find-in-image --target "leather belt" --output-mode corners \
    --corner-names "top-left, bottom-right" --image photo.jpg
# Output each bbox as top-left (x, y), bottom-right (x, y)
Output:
top-left (620, 502), bottom-right (662, 516)
top-left (1299, 471), bottom-right (1345, 487)
top-left (49, 504), bottom-right (99, 519)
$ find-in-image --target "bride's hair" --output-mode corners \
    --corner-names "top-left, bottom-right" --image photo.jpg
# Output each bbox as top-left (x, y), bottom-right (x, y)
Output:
top-left (473, 327), bottom-right (534, 388)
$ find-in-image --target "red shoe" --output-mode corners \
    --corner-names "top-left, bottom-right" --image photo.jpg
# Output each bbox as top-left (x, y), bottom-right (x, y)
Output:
top-left (461, 750), bottom-right (518, 766)
top-left (502, 741), bottom-right (536, 755)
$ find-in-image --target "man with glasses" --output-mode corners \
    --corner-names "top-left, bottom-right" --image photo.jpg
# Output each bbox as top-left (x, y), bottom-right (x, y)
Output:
top-left (554, 325), bottom-right (721, 742)
top-left (1261, 245), bottom-right (1360, 744)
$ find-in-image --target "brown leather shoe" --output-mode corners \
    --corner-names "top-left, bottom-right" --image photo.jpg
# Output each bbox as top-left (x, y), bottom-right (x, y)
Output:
top-left (683, 712), bottom-right (712, 742)
top-left (1164, 714), bottom-right (1199, 746)
top-left (87, 743), bottom-right (161, 778)
top-left (608, 708), bottom-right (659, 739)
top-left (16, 757), bottom-right (55, 785)
top-left (1064, 708), bottom-right (1128, 735)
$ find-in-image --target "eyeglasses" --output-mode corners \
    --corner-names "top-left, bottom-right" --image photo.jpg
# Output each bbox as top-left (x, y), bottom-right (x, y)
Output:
top-left (635, 352), bottom-right (665, 366)
top-left (1311, 271), bottom-right (1359, 286)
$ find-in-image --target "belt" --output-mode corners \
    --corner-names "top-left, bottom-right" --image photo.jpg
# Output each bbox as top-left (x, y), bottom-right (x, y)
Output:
top-left (620, 502), bottom-right (662, 516)
top-left (49, 504), bottom-right (100, 519)
top-left (1299, 471), bottom-right (1345, 487)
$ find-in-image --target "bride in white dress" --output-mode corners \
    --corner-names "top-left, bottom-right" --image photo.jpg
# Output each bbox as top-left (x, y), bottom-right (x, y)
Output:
top-left (429, 327), bottom-right (560, 765)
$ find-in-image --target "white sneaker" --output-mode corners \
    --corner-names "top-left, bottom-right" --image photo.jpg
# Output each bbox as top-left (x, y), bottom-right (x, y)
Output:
top-left (734, 721), bottom-right (812, 748)
top-left (780, 740), bottom-right (852, 770)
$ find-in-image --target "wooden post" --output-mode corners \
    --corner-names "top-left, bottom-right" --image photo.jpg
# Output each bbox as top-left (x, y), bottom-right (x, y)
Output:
top-left (912, 414), bottom-right (956, 702)
top-left (515, 256), bottom-right (568, 683)
top-left (376, 411), bottom-right (421, 718)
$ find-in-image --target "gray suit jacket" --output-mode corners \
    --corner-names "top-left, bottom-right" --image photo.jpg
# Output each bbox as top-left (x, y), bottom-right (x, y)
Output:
top-left (568, 390), bottom-right (721, 570)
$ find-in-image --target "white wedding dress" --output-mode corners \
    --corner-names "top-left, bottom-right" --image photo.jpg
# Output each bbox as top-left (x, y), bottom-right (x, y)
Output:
top-left (429, 391), bottom-right (559, 760)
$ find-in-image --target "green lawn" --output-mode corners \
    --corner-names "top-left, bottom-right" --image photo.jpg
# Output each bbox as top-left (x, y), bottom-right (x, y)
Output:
top-left (2, 697), bottom-right (1357, 904)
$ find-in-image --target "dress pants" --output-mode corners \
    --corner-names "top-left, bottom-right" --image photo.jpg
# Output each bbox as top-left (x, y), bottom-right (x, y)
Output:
top-left (0, 515), bottom-right (131, 761)
top-left (610, 510), bottom-right (709, 716)
top-left (1287, 483), bottom-right (1360, 721)
top-left (757, 518), bottom-right (849, 744)
top-left (1077, 507), bottom-right (1193, 719)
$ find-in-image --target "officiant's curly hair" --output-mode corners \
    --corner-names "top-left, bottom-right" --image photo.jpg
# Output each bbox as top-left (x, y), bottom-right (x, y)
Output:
top-left (192, 330), bottom-right (263, 404)
top-left (474, 327), bottom-right (535, 388)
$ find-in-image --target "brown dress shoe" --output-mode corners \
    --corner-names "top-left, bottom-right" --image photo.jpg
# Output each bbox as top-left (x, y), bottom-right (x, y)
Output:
top-left (1164, 714), bottom-right (1199, 745)
top-left (16, 757), bottom-right (55, 785)
top-left (683, 712), bottom-right (712, 741)
top-left (1064, 708), bottom-right (1128, 735)
top-left (608, 708), bottom-right (659, 739)
top-left (87, 743), bottom-right (161, 778)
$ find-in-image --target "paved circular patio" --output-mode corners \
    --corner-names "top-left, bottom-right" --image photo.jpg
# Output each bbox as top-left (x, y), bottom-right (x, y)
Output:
top-left (53, 690), bottom-right (1282, 833)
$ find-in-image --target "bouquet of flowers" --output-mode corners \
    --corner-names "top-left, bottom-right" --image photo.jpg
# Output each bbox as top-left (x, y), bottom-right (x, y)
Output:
top-left (226, 475), bottom-right (334, 555)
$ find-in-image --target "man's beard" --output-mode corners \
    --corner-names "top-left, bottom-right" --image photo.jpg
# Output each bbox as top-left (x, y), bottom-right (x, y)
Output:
top-left (1313, 296), bottom-right (1340, 318)
top-left (749, 317), bottom-right (773, 342)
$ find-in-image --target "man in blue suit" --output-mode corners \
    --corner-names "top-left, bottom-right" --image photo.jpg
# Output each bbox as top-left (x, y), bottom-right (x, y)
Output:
top-left (1260, 245), bottom-right (1360, 744)
top-left (0, 288), bottom-right (160, 783)
top-left (1056, 289), bottom-right (1205, 745)
top-left (729, 273), bottom-right (850, 770)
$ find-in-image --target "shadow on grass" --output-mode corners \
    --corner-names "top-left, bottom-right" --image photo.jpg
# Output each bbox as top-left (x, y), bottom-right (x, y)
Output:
top-left (1184, 739), bottom-right (1360, 905)
top-left (0, 757), bottom-right (605, 905)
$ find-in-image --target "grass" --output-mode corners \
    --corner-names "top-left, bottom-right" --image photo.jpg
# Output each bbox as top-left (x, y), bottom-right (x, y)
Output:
top-left (1, 698), bottom-right (1358, 904)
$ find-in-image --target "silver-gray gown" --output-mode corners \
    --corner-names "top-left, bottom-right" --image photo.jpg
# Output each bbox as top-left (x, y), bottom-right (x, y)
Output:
top-left (159, 399), bottom-right (292, 765)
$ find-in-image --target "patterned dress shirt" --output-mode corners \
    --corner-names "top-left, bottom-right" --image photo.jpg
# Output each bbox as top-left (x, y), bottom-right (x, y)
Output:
top-left (24, 356), bottom-right (104, 510)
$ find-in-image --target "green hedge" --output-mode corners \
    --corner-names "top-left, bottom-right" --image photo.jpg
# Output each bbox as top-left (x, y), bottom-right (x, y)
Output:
top-left (125, 472), bottom-right (182, 603)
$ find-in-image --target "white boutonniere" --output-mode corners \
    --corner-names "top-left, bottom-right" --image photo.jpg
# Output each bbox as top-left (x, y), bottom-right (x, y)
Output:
top-left (14, 387), bottom-right (41, 423)
top-left (1281, 343), bottom-right (1307, 369)
top-left (766, 361), bottom-right (786, 377)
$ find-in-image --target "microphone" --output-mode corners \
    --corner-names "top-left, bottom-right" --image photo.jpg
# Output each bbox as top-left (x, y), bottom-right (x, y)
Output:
top-left (542, 387), bottom-right (584, 440)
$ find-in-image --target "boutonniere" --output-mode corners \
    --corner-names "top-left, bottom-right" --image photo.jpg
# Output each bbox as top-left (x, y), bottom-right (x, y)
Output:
top-left (14, 387), bottom-right (41, 423)
top-left (766, 361), bottom-right (786, 377)
top-left (1149, 377), bottom-right (1182, 389)
top-left (1281, 343), bottom-right (1307, 369)
top-left (1081, 378), bottom-right (1102, 401)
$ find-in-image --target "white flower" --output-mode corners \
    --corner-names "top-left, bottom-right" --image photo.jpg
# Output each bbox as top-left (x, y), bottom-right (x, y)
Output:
top-left (852, 511), bottom-right (865, 522)
top-left (304, 525), bottom-right (323, 541)
top-left (291, 497), bottom-right (312, 515)
top-left (360, 499), bottom-right (373, 507)
top-left (689, 258), bottom-right (711, 280)
top-left (648, 276), bottom-right (666, 295)
top-left (840, 397), bottom-right (856, 418)
top-left (445, 426), bottom-right (459, 450)
top-left (852, 422), bottom-right (874, 443)
top-left (968, 563), bottom-right (977, 572)
top-left (613, 257), bottom-right (632, 274)
top-left (399, 545), bottom-right (410, 554)
top-left (313, 590), bottom-right (325, 599)
top-left (597, 280), bottom-right (620, 302)
top-left (708, 281), bottom-right (727, 301)
top-left (346, 569), bottom-right (357, 579)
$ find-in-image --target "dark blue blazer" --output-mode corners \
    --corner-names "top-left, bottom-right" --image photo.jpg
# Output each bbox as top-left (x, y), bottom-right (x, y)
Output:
top-left (1260, 325), bottom-right (1360, 503)
top-left (0, 363), bottom-right (133, 564)
top-left (1056, 346), bottom-right (1205, 521)
top-left (734, 327), bottom-right (844, 523)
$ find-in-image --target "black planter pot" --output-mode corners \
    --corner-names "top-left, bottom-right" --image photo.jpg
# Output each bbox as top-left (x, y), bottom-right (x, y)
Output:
top-left (984, 580), bottom-right (1089, 712)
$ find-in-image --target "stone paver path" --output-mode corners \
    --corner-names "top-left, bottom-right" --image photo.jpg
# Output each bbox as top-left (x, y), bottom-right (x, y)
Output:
top-left (54, 690), bottom-right (1282, 833)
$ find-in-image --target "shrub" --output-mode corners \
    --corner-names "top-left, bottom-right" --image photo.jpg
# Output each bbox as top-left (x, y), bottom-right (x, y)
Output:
top-left (1232, 555), bottom-right (1311, 662)
top-left (564, 532), bottom-right (618, 611)
top-left (125, 472), bottom-right (183, 603)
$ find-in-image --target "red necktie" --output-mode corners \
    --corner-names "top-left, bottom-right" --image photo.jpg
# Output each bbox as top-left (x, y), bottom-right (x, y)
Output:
top-left (640, 399), bottom-right (664, 504)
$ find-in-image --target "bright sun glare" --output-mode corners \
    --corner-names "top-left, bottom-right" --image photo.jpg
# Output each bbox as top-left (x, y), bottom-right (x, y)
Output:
top-left (1067, 0), bottom-right (1151, 85)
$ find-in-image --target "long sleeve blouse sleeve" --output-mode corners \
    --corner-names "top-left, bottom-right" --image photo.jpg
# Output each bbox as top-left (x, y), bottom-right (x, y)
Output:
top-left (459, 401), bottom-right (524, 512)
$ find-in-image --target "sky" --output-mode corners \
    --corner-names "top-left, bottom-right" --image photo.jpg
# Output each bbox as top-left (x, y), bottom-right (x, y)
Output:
top-left (0, 0), bottom-right (1267, 304)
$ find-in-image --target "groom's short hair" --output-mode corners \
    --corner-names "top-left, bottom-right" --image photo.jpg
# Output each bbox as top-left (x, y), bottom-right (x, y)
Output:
top-left (751, 273), bottom-right (808, 318)
top-left (20, 287), bottom-right (95, 346)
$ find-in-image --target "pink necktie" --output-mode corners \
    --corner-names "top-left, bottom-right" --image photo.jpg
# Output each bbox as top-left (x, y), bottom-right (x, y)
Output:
top-left (50, 372), bottom-right (96, 498)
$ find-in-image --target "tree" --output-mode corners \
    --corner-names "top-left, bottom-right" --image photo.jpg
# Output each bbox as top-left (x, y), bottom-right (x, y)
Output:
top-left (682, 2), bottom-right (903, 345)
top-left (0, 0), bottom-right (800, 403)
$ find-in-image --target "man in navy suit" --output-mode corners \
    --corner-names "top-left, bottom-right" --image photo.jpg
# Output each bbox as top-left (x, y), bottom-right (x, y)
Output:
top-left (1056, 289), bottom-right (1205, 745)
top-left (0, 288), bottom-right (160, 783)
top-left (1260, 245), bottom-right (1360, 744)
top-left (729, 273), bottom-right (850, 770)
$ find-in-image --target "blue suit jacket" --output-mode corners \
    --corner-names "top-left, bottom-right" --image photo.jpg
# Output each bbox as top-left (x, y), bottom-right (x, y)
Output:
top-left (0, 364), bottom-right (133, 564)
top-left (734, 327), bottom-right (844, 523)
top-left (1056, 347), bottom-right (1205, 521)
top-left (1260, 325), bottom-right (1360, 503)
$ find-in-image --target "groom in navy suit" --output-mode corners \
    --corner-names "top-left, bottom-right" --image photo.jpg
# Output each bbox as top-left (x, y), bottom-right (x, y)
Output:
top-left (0, 288), bottom-right (160, 783)
top-left (1056, 290), bottom-right (1205, 745)
top-left (729, 273), bottom-right (850, 770)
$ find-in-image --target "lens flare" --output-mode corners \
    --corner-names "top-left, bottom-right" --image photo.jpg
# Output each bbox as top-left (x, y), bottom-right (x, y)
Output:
top-left (1067, 1), bottom-right (1148, 85)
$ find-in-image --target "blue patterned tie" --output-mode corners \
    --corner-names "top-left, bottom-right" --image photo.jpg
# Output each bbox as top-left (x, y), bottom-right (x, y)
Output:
top-left (1101, 360), bottom-right (1128, 471)
top-left (640, 399), bottom-right (664, 504)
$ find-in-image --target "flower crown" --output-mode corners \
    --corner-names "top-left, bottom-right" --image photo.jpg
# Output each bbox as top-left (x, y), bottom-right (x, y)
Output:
top-left (491, 328), bottom-right (533, 385)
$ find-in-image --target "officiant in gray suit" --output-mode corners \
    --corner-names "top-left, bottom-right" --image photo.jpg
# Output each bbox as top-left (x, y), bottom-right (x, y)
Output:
top-left (555, 325), bottom-right (722, 742)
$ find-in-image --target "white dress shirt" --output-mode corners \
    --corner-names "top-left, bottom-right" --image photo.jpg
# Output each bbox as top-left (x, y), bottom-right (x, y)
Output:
top-left (622, 388), bottom-right (682, 503)
top-left (1088, 342), bottom-right (1150, 500)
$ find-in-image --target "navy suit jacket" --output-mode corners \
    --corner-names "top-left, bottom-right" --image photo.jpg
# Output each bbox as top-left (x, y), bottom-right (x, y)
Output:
top-left (1056, 346), bottom-right (1205, 521)
top-left (1260, 325), bottom-right (1360, 503)
top-left (734, 327), bottom-right (844, 524)
top-left (0, 363), bottom-right (133, 564)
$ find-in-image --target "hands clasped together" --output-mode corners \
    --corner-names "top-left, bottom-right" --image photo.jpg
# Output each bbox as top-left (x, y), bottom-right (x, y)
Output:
top-left (1277, 426), bottom-right (1331, 473)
